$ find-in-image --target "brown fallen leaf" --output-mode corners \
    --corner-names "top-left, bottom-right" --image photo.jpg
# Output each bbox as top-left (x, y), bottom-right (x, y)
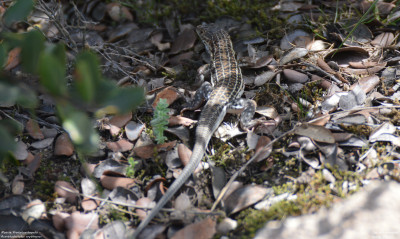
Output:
top-left (224, 185), bottom-right (270, 215)
top-left (349, 61), bottom-right (381, 69)
top-left (171, 218), bottom-right (216, 239)
top-left (133, 144), bottom-right (156, 159)
top-left (109, 113), bottom-right (132, 128)
top-left (65, 212), bottom-right (99, 238)
top-left (350, 75), bottom-right (380, 93)
top-left (371, 32), bottom-right (394, 47)
top-left (169, 28), bottom-right (197, 55)
top-left (283, 69), bottom-right (308, 83)
top-left (152, 86), bottom-right (181, 108)
top-left (135, 197), bottom-right (154, 220)
top-left (12, 174), bottom-right (24, 195)
top-left (100, 175), bottom-right (136, 190)
top-left (106, 3), bottom-right (133, 22)
top-left (23, 152), bottom-right (35, 165)
top-left (293, 123), bottom-right (335, 144)
top-left (106, 139), bottom-right (133, 152)
top-left (4, 47), bottom-right (21, 71)
top-left (134, 140), bottom-right (177, 159)
top-left (178, 143), bottom-right (192, 166)
top-left (254, 136), bottom-right (272, 163)
top-left (81, 198), bottom-right (99, 211)
top-left (26, 118), bottom-right (44, 140)
top-left (169, 51), bottom-right (194, 66)
top-left (310, 114), bottom-right (330, 126)
top-left (55, 181), bottom-right (79, 203)
top-left (109, 124), bottom-right (121, 136)
top-left (54, 132), bottom-right (74, 156)
top-left (26, 153), bottom-right (41, 177)
top-left (169, 115), bottom-right (195, 127)
top-left (52, 212), bottom-right (70, 232)
top-left (342, 63), bottom-right (386, 75)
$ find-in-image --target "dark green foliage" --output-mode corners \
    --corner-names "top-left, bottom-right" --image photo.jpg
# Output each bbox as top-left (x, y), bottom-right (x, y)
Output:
top-left (2, 0), bottom-right (34, 27)
top-left (21, 30), bottom-right (45, 74)
top-left (0, 1), bottom-right (144, 159)
top-left (38, 48), bottom-right (68, 97)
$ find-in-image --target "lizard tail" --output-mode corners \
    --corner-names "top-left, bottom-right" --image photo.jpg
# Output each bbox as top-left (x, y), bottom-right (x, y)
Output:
top-left (131, 143), bottom-right (206, 238)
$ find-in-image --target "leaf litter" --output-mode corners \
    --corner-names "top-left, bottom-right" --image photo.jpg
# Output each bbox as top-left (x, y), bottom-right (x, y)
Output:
top-left (3, 0), bottom-right (400, 238)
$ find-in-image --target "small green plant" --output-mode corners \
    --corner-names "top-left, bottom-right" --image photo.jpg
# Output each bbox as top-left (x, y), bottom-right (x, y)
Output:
top-left (126, 157), bottom-right (138, 178)
top-left (150, 98), bottom-right (169, 144)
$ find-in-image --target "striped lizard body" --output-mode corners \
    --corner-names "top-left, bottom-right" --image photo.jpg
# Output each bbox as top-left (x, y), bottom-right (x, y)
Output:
top-left (131, 24), bottom-right (255, 238)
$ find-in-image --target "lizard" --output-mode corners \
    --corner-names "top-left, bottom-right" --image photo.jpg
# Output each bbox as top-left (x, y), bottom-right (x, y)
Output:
top-left (131, 24), bottom-right (256, 238)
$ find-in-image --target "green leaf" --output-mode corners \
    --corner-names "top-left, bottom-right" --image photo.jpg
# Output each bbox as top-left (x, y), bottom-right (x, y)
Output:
top-left (46, 43), bottom-right (66, 68)
top-left (3, 0), bottom-right (34, 27)
top-left (0, 124), bottom-right (16, 163)
top-left (38, 52), bottom-right (67, 96)
top-left (16, 84), bottom-right (38, 108)
top-left (0, 44), bottom-right (6, 68)
top-left (95, 83), bottom-right (144, 116)
top-left (0, 81), bottom-right (37, 108)
top-left (57, 105), bottom-right (99, 153)
top-left (74, 51), bottom-right (102, 103)
top-left (0, 82), bottom-right (19, 107)
top-left (21, 30), bottom-right (45, 73)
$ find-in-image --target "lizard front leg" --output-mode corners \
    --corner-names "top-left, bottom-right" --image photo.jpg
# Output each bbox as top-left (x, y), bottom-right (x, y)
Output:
top-left (181, 81), bottom-right (213, 114)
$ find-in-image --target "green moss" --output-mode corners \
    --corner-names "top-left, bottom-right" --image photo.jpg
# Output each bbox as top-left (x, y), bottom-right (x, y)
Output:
top-left (231, 160), bottom-right (365, 237)
top-left (234, 200), bottom-right (301, 238)
top-left (99, 206), bottom-right (130, 224)
top-left (339, 124), bottom-right (372, 137)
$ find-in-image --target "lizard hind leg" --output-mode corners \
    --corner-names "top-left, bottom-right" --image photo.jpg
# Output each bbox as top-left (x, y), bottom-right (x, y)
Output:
top-left (227, 98), bottom-right (257, 130)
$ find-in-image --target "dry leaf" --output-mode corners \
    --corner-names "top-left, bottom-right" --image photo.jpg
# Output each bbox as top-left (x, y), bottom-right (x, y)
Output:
top-left (109, 113), bottom-right (132, 128)
top-left (26, 119), bottom-right (44, 140)
top-left (224, 185), bottom-right (270, 215)
top-left (171, 218), bottom-right (216, 239)
top-left (4, 47), bottom-right (21, 71)
top-left (12, 175), bottom-right (24, 194)
top-left (170, 28), bottom-right (197, 55)
top-left (371, 32), bottom-right (394, 47)
top-left (178, 143), bottom-right (191, 166)
top-left (125, 121), bottom-right (145, 141)
top-left (100, 175), bottom-right (136, 190)
top-left (30, 138), bottom-right (54, 149)
top-left (55, 181), bottom-right (79, 203)
top-left (152, 86), bottom-right (181, 108)
top-left (135, 197), bottom-right (154, 220)
top-left (134, 141), bottom-right (177, 159)
top-left (293, 123), bottom-right (335, 144)
top-left (168, 115), bottom-right (195, 126)
top-left (54, 132), bottom-right (74, 156)
top-left (106, 3), bottom-right (133, 22)
top-left (13, 141), bottom-right (28, 160)
top-left (106, 139), bottom-right (134, 152)
top-left (65, 212), bottom-right (99, 238)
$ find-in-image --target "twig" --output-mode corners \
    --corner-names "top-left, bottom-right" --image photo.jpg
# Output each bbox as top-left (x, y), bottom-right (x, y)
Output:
top-left (300, 62), bottom-right (343, 84)
top-left (35, 0), bottom-right (78, 52)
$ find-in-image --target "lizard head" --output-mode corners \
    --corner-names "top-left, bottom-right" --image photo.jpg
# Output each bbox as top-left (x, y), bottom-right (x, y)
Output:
top-left (196, 24), bottom-right (230, 57)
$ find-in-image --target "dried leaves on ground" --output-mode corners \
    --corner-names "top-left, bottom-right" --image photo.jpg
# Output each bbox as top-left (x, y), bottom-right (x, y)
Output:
top-left (2, 0), bottom-right (400, 239)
